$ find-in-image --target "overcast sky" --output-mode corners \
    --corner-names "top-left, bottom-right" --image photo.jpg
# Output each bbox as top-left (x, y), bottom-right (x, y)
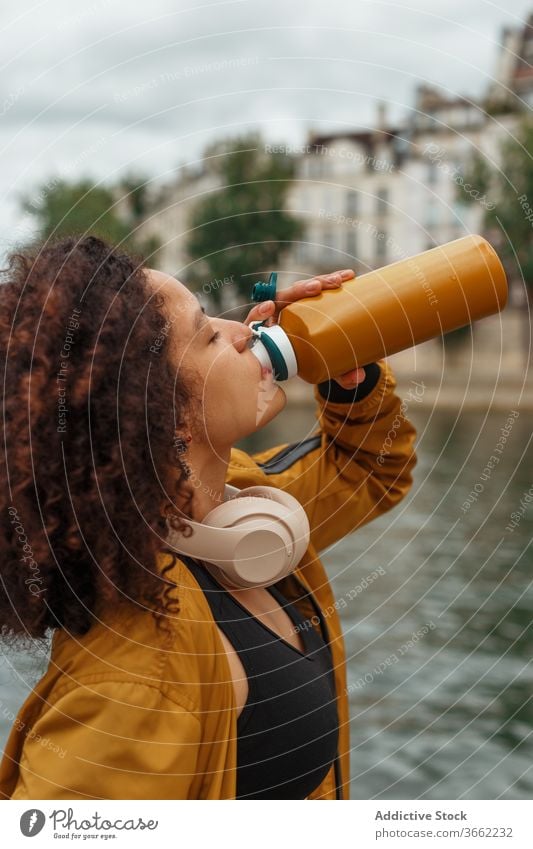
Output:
top-left (0, 0), bottom-right (531, 252)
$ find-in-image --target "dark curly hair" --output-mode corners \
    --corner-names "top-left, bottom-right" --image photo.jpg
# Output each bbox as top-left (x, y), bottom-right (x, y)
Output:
top-left (0, 235), bottom-right (196, 639)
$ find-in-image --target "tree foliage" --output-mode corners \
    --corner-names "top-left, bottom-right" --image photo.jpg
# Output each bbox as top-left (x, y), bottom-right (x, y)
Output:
top-left (22, 176), bottom-right (160, 261)
top-left (460, 118), bottom-right (533, 294)
top-left (185, 132), bottom-right (304, 307)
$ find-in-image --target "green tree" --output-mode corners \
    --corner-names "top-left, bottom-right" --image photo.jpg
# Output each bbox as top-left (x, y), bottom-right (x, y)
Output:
top-left (22, 176), bottom-right (160, 260)
top-left (484, 119), bottom-right (533, 300)
top-left (459, 118), bottom-right (533, 363)
top-left (185, 132), bottom-right (304, 309)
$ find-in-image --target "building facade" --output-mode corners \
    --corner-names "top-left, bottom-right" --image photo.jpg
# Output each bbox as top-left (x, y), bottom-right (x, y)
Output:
top-left (137, 12), bottom-right (533, 380)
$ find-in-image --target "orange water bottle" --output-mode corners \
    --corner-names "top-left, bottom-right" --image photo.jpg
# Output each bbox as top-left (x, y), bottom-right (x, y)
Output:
top-left (248, 235), bottom-right (508, 383)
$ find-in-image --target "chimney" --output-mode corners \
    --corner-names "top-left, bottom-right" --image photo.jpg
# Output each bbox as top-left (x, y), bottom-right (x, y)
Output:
top-left (376, 100), bottom-right (387, 131)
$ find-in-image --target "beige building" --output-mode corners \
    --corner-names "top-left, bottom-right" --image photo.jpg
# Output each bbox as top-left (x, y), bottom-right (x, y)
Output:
top-left (140, 13), bottom-right (533, 292)
top-left (137, 13), bottom-right (533, 403)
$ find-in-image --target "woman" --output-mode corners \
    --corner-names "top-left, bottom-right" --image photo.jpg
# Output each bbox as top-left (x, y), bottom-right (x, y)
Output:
top-left (0, 235), bottom-right (417, 800)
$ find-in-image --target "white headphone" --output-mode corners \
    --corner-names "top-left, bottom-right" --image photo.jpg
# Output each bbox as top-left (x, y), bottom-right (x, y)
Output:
top-left (165, 483), bottom-right (310, 589)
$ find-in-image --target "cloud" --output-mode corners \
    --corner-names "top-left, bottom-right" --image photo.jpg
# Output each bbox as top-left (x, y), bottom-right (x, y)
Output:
top-left (0, 0), bottom-right (530, 250)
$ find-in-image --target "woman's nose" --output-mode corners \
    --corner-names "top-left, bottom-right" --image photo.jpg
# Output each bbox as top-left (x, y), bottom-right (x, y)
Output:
top-left (232, 321), bottom-right (254, 353)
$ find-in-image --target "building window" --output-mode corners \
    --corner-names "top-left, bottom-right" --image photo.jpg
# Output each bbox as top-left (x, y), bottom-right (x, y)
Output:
top-left (346, 229), bottom-right (357, 259)
top-left (427, 163), bottom-right (437, 185)
top-left (304, 157), bottom-right (313, 177)
top-left (345, 190), bottom-right (358, 216)
top-left (324, 229), bottom-right (336, 250)
top-left (311, 156), bottom-right (325, 178)
top-left (303, 242), bottom-right (318, 263)
top-left (426, 200), bottom-right (438, 227)
top-left (376, 230), bottom-right (387, 263)
top-left (376, 188), bottom-right (388, 216)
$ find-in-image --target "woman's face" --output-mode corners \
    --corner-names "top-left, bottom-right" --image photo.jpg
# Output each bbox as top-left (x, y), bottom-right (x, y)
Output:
top-left (148, 269), bottom-right (286, 448)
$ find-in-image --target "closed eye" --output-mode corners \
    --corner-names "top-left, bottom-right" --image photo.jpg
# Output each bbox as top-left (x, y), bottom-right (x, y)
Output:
top-left (209, 330), bottom-right (221, 343)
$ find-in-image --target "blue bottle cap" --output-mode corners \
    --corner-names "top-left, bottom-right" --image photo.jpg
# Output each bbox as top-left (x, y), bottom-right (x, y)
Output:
top-left (251, 272), bottom-right (277, 303)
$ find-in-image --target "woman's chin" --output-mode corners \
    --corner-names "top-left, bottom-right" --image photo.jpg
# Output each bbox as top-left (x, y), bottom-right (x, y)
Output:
top-left (252, 382), bottom-right (286, 430)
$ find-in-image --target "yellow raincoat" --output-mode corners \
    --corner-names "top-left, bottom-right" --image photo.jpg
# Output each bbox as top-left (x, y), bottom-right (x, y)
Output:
top-left (0, 359), bottom-right (417, 800)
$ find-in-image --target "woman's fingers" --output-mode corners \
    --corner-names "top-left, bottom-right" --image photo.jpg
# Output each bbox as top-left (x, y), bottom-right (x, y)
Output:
top-left (244, 268), bottom-right (355, 327)
top-left (276, 269), bottom-right (355, 308)
top-left (257, 268), bottom-right (355, 325)
top-left (243, 299), bottom-right (276, 325)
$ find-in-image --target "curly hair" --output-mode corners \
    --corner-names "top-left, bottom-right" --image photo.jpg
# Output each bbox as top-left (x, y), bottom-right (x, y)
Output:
top-left (0, 235), bottom-right (196, 639)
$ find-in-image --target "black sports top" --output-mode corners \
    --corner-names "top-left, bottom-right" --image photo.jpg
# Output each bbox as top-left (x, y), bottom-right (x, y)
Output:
top-left (182, 556), bottom-right (339, 799)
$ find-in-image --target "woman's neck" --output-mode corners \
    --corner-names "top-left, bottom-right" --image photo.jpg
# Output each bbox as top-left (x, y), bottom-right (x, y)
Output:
top-left (174, 442), bottom-right (232, 523)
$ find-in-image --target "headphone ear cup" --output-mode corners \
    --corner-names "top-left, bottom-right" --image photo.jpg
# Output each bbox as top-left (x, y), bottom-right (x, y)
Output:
top-left (203, 497), bottom-right (295, 586)
top-left (231, 486), bottom-right (310, 569)
top-left (203, 487), bottom-right (310, 583)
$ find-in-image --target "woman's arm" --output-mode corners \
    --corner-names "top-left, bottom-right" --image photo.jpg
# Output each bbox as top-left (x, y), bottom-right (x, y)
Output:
top-left (7, 681), bottom-right (201, 800)
top-left (250, 357), bottom-right (417, 553)
top-left (241, 269), bottom-right (417, 552)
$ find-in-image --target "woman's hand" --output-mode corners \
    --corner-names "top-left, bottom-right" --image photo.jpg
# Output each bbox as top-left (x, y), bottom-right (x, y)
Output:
top-left (244, 269), bottom-right (366, 389)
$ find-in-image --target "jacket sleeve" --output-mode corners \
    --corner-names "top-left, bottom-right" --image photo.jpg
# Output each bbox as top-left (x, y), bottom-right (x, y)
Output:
top-left (10, 680), bottom-right (201, 800)
top-left (250, 358), bottom-right (418, 553)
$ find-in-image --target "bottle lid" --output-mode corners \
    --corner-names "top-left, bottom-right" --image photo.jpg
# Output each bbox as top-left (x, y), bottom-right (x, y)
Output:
top-left (248, 322), bottom-right (298, 381)
top-left (251, 272), bottom-right (277, 303)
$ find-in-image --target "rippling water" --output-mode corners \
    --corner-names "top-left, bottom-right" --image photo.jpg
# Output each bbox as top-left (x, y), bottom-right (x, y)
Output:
top-left (1, 396), bottom-right (532, 799)
top-left (242, 398), bottom-right (533, 800)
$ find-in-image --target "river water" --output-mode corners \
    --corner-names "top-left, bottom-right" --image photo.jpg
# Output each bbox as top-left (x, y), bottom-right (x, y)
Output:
top-left (1, 398), bottom-right (532, 799)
